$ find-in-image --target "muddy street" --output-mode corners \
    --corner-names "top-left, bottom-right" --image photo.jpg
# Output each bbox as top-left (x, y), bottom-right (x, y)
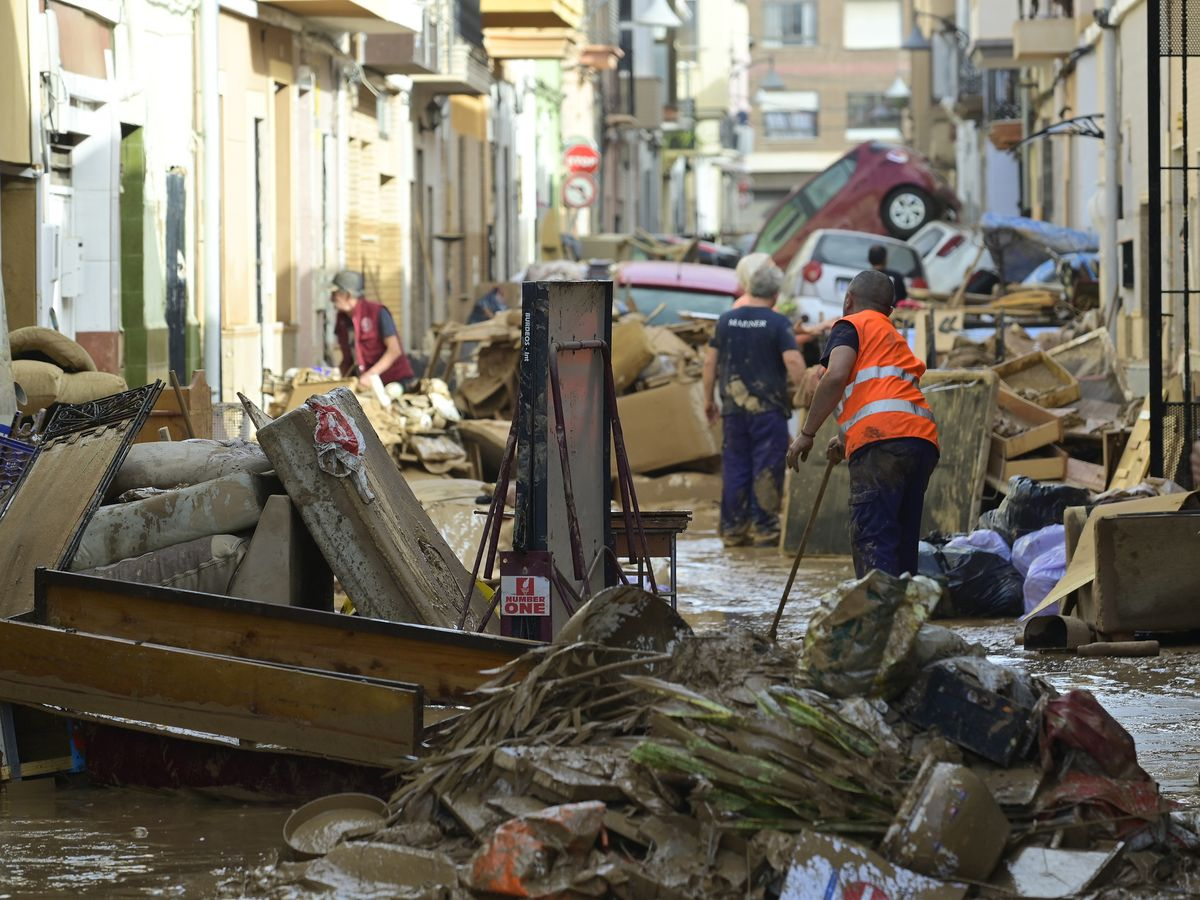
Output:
top-left (3, 500), bottom-right (1200, 895)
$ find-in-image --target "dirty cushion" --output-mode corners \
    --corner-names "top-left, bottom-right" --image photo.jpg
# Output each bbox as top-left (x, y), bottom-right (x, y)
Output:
top-left (108, 439), bottom-right (273, 499)
top-left (77, 534), bottom-right (248, 595)
top-left (58, 370), bottom-right (128, 405)
top-left (10, 326), bottom-right (97, 373)
top-left (72, 472), bottom-right (271, 571)
top-left (13, 359), bottom-right (64, 411)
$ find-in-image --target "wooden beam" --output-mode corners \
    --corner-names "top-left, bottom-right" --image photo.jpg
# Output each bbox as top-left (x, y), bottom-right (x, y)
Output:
top-left (34, 569), bottom-right (532, 705)
top-left (0, 619), bottom-right (423, 766)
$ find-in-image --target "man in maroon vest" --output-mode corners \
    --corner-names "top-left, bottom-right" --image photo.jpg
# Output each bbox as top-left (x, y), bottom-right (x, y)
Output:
top-left (330, 270), bottom-right (415, 389)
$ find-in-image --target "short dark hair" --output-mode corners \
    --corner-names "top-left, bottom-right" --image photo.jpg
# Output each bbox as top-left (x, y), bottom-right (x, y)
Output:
top-left (867, 245), bottom-right (888, 267)
top-left (847, 269), bottom-right (895, 312)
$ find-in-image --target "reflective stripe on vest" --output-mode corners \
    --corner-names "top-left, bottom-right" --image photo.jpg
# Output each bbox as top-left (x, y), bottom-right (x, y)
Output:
top-left (834, 365), bottom-right (921, 418)
top-left (839, 398), bottom-right (936, 436)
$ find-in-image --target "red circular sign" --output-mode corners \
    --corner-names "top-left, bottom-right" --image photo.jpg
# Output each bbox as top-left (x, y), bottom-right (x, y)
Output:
top-left (564, 143), bottom-right (601, 174)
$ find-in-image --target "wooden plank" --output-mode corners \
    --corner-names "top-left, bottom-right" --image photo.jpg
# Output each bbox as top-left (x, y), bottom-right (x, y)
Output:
top-left (0, 619), bottom-right (422, 766)
top-left (782, 370), bottom-right (998, 555)
top-left (34, 569), bottom-right (532, 706)
top-left (1108, 398), bottom-right (1151, 490)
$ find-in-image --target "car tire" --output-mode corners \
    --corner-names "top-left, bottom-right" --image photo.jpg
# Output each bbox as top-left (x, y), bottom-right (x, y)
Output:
top-left (882, 186), bottom-right (935, 238)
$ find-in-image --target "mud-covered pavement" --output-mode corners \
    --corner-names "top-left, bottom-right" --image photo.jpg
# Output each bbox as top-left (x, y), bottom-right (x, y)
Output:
top-left (3, 489), bottom-right (1200, 894)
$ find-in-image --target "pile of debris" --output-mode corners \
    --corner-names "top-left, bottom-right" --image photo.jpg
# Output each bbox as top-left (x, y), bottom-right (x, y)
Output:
top-left (264, 368), bottom-right (473, 476)
top-left (244, 573), bottom-right (1198, 898)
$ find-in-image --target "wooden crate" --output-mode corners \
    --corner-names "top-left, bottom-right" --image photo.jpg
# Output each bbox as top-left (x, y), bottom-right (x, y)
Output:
top-left (988, 440), bottom-right (1068, 482)
top-left (993, 387), bottom-right (1065, 459)
top-left (992, 351), bottom-right (1080, 408)
top-left (133, 370), bottom-right (213, 443)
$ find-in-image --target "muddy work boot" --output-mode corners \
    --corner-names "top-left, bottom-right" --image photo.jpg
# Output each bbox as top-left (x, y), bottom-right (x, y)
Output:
top-left (752, 530), bottom-right (781, 548)
top-left (722, 531), bottom-right (752, 548)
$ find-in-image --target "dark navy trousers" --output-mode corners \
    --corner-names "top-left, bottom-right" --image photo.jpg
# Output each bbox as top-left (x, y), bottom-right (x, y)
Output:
top-left (847, 437), bottom-right (939, 578)
top-left (720, 410), bottom-right (790, 539)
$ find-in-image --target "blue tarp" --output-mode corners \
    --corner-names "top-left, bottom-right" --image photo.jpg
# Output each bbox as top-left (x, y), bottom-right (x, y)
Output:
top-left (980, 213), bottom-right (1099, 283)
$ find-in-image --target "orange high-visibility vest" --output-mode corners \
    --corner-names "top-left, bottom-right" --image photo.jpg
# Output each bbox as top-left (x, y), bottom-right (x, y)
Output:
top-left (833, 310), bottom-right (939, 458)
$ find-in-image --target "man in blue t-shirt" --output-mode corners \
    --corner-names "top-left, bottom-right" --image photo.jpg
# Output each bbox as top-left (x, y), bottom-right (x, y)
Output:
top-left (703, 262), bottom-right (806, 547)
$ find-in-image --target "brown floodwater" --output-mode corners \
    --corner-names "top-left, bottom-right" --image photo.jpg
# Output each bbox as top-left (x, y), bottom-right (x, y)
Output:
top-left (2, 495), bottom-right (1200, 894)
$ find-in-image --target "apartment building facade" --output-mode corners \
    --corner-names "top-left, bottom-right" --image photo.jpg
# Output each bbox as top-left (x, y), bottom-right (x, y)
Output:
top-left (740, 0), bottom-right (915, 224)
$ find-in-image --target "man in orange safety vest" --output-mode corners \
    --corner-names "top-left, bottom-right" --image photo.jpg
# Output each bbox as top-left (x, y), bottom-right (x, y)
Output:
top-left (785, 268), bottom-right (939, 577)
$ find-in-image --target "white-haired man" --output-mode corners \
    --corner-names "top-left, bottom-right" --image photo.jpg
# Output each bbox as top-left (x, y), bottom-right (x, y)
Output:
top-left (704, 262), bottom-right (806, 547)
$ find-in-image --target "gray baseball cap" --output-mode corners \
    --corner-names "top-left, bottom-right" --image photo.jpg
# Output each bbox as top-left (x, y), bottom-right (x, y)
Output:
top-left (328, 270), bottom-right (364, 296)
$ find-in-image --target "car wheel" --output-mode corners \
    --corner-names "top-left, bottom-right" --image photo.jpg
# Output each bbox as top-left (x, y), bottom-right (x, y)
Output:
top-left (882, 187), bottom-right (934, 238)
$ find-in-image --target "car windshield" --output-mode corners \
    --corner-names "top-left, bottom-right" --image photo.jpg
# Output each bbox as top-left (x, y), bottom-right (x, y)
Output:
top-left (620, 286), bottom-right (733, 324)
top-left (755, 194), bottom-right (811, 257)
top-left (754, 153), bottom-right (860, 256)
top-left (813, 234), bottom-right (923, 278)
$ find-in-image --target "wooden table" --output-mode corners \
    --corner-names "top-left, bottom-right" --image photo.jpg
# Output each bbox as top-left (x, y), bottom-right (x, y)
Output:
top-left (611, 509), bottom-right (692, 609)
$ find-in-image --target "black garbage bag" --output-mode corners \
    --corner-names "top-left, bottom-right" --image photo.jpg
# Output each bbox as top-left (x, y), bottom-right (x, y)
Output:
top-left (918, 544), bottom-right (1025, 618)
top-left (977, 476), bottom-right (1091, 545)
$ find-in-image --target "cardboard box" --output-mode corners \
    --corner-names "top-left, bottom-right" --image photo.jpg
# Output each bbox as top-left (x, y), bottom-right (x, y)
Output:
top-left (992, 351), bottom-right (1081, 408)
top-left (1024, 491), bottom-right (1199, 620)
top-left (988, 440), bottom-right (1067, 482)
top-left (993, 387), bottom-right (1065, 458)
top-left (616, 379), bottom-right (721, 474)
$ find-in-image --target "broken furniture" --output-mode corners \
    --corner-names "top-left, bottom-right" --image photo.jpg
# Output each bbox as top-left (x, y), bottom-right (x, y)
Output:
top-left (610, 509), bottom-right (690, 610)
top-left (34, 569), bottom-right (530, 708)
top-left (228, 494), bottom-right (334, 610)
top-left (132, 370), bottom-right (213, 442)
top-left (242, 388), bottom-right (495, 631)
top-left (0, 617), bottom-right (421, 767)
top-left (0, 383), bottom-right (163, 618)
top-left (0, 567), bottom-right (535, 790)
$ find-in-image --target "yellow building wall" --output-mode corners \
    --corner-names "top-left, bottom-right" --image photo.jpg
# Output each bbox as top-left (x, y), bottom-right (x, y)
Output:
top-left (0, 0), bottom-right (32, 166)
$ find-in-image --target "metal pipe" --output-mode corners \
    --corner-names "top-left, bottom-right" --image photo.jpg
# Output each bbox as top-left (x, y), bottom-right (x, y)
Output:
top-left (1148, 0), bottom-right (1163, 477)
top-left (200, 0), bottom-right (221, 397)
top-left (1101, 0), bottom-right (1121, 323)
top-left (1182, 0), bottom-right (1194, 482)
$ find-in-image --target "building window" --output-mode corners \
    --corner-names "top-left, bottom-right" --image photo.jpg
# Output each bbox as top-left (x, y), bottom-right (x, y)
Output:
top-left (846, 92), bottom-right (901, 129)
top-left (763, 109), bottom-right (818, 139)
top-left (762, 1), bottom-right (817, 47)
top-left (842, 0), bottom-right (901, 50)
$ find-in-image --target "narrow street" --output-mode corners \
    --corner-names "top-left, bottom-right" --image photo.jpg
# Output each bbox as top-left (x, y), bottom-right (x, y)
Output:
top-left (4, 506), bottom-right (1200, 894)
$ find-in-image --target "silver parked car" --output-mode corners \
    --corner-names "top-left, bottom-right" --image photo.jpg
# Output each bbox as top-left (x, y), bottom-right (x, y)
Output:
top-left (780, 229), bottom-right (927, 326)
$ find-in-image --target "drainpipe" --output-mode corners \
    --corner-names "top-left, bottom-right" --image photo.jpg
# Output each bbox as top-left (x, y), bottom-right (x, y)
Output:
top-left (200, 0), bottom-right (221, 397)
top-left (1100, 0), bottom-right (1120, 320)
top-left (0, 216), bottom-right (15, 426)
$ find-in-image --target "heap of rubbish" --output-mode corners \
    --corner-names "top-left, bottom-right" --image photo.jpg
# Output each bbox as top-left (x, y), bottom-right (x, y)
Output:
top-left (241, 573), bottom-right (1199, 899)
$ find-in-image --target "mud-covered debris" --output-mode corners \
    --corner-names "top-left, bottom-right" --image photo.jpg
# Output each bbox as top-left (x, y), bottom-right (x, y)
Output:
top-left (803, 570), bottom-right (942, 700)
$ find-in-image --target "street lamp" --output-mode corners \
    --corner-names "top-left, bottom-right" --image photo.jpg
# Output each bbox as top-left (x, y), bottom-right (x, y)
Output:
top-left (636, 0), bottom-right (682, 29)
top-left (884, 75), bottom-right (911, 109)
top-left (759, 56), bottom-right (786, 92)
top-left (901, 22), bottom-right (932, 53)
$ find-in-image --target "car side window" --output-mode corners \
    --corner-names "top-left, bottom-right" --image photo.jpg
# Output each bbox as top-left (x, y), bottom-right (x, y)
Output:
top-left (801, 158), bottom-right (856, 210)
